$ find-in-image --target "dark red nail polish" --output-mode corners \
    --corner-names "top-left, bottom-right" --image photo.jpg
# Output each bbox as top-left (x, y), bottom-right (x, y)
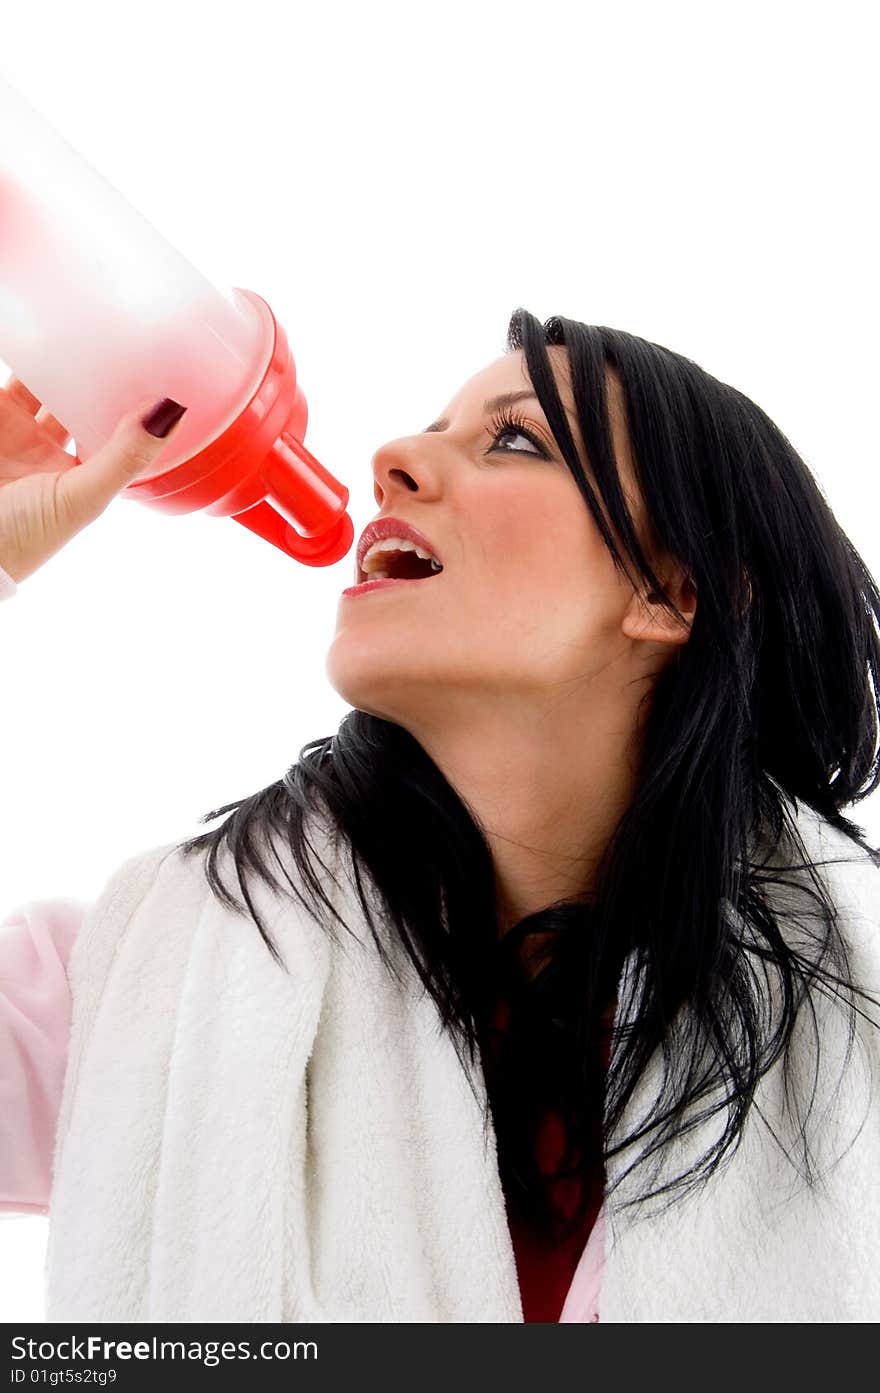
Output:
top-left (141, 398), bottom-right (187, 438)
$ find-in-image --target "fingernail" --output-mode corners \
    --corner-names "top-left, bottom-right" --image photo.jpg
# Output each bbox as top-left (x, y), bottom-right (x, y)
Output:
top-left (141, 398), bottom-right (187, 438)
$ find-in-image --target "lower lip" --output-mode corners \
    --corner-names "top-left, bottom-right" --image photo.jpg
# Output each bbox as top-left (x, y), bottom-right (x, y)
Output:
top-left (341, 576), bottom-right (440, 598)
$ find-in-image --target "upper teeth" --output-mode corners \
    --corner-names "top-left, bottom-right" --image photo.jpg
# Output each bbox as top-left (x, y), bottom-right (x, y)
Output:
top-left (362, 536), bottom-right (442, 575)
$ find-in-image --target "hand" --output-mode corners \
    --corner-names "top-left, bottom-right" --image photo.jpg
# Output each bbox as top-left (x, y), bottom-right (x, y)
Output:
top-left (0, 376), bottom-right (186, 584)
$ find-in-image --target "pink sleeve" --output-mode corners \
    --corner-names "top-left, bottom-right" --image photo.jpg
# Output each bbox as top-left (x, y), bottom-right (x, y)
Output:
top-left (0, 898), bottom-right (87, 1214)
top-left (0, 565), bottom-right (18, 600)
top-left (558, 1210), bottom-right (607, 1323)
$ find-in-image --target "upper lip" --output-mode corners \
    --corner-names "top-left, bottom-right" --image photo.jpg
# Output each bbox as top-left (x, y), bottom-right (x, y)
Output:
top-left (356, 517), bottom-right (443, 582)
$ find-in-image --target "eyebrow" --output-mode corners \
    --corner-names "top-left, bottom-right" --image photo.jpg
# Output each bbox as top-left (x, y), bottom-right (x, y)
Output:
top-left (422, 390), bottom-right (539, 433)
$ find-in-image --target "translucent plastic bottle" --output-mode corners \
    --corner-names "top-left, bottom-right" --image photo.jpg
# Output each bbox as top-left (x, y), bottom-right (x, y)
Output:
top-left (0, 74), bottom-right (353, 566)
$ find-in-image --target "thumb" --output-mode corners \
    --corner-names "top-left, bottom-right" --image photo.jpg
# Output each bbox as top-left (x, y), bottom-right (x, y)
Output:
top-left (59, 397), bottom-right (188, 523)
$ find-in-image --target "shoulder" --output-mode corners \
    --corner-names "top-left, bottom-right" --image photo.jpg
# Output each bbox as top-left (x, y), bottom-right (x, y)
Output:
top-left (69, 798), bottom-right (350, 989)
top-left (789, 801), bottom-right (880, 916)
top-left (775, 801), bottom-right (880, 995)
top-left (60, 840), bottom-right (195, 1005)
top-left (85, 791), bottom-right (346, 926)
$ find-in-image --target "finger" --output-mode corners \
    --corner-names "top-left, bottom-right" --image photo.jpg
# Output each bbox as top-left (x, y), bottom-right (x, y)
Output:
top-left (56, 397), bottom-right (188, 526)
top-left (35, 405), bottom-right (73, 450)
top-left (2, 374), bottom-right (42, 415)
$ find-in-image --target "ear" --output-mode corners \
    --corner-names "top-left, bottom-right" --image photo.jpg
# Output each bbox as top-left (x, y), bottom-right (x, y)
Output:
top-left (621, 567), bottom-right (697, 646)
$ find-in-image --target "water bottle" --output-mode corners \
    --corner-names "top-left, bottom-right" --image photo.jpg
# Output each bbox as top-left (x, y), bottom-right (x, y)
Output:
top-left (0, 74), bottom-right (353, 566)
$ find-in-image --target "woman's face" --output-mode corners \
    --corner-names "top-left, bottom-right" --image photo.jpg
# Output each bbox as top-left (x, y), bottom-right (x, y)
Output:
top-left (326, 346), bottom-right (653, 729)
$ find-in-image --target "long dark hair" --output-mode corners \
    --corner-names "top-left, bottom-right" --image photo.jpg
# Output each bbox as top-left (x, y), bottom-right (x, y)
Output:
top-left (177, 309), bottom-right (880, 1241)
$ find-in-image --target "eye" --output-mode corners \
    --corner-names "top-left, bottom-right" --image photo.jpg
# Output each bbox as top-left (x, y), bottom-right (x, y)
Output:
top-left (486, 407), bottom-right (549, 458)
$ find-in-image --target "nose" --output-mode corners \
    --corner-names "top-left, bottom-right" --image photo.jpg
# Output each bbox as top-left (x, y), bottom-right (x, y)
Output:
top-left (369, 435), bottom-right (444, 508)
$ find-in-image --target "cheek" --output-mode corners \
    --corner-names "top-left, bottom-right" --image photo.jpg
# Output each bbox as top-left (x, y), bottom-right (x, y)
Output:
top-left (474, 484), bottom-right (559, 568)
top-left (469, 481), bottom-right (599, 605)
top-left (460, 479), bottom-right (628, 673)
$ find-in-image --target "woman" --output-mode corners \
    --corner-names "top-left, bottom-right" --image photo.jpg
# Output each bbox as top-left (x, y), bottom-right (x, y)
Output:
top-left (1, 309), bottom-right (879, 1323)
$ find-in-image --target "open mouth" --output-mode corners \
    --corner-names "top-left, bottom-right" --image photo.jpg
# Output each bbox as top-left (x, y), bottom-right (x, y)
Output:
top-left (359, 543), bottom-right (444, 585)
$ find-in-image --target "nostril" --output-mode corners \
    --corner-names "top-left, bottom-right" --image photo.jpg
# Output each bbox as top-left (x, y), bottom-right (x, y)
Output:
top-left (388, 469), bottom-right (419, 491)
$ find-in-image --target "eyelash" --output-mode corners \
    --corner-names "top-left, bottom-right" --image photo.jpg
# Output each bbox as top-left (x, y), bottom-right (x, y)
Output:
top-left (486, 407), bottom-right (549, 458)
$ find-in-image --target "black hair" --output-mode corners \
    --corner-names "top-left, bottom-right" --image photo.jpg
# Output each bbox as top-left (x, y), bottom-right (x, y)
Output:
top-left (177, 308), bottom-right (880, 1242)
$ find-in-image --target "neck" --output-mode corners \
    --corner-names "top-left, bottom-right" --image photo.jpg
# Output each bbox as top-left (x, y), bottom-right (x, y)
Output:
top-left (406, 680), bottom-right (647, 941)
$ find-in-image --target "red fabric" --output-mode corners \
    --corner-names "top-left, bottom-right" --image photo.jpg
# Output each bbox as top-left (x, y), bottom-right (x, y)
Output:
top-left (489, 995), bottom-right (614, 1323)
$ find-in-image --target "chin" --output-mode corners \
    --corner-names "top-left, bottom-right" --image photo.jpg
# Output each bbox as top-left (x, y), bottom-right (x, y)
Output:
top-left (326, 648), bottom-right (437, 729)
top-left (325, 645), bottom-right (390, 714)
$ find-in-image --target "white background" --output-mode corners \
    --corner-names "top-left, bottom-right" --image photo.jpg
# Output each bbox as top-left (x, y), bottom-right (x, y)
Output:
top-left (1, 0), bottom-right (878, 1321)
